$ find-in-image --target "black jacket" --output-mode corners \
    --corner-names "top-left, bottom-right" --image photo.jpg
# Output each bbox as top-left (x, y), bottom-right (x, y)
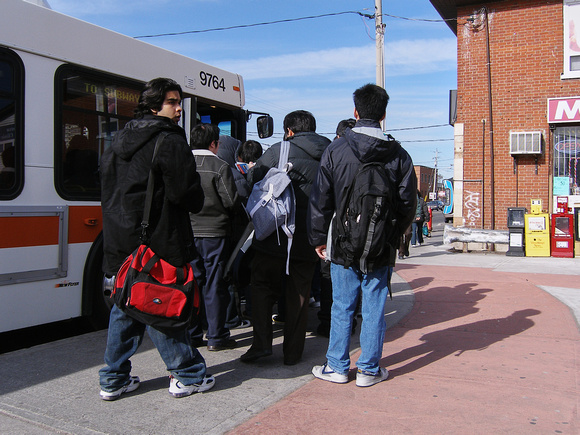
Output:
top-left (217, 135), bottom-right (252, 199)
top-left (414, 196), bottom-right (429, 222)
top-left (248, 132), bottom-right (331, 262)
top-left (101, 114), bottom-right (204, 275)
top-left (308, 119), bottom-right (417, 269)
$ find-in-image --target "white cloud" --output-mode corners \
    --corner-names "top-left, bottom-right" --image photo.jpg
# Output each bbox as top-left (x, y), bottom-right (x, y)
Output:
top-left (216, 38), bottom-right (456, 81)
top-left (48, 0), bottom-right (213, 15)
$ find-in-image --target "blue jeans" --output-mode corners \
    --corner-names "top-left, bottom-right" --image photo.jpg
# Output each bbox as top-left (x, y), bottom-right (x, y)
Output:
top-left (99, 305), bottom-right (207, 391)
top-left (411, 220), bottom-right (424, 245)
top-left (326, 263), bottom-right (392, 375)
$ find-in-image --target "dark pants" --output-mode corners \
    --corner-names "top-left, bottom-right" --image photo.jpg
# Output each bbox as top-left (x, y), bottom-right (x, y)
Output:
top-left (190, 237), bottom-right (231, 346)
top-left (399, 224), bottom-right (412, 257)
top-left (249, 251), bottom-right (316, 364)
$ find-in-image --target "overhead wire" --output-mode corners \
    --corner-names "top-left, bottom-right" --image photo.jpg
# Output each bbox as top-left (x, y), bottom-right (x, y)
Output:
top-left (134, 10), bottom-right (455, 39)
top-left (135, 7), bottom-right (457, 165)
top-left (388, 123), bottom-right (450, 131)
top-left (135, 11), bottom-right (367, 39)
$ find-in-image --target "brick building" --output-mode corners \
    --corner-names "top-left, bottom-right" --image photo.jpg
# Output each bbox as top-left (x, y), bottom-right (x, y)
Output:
top-left (415, 165), bottom-right (438, 199)
top-left (430, 0), bottom-right (580, 231)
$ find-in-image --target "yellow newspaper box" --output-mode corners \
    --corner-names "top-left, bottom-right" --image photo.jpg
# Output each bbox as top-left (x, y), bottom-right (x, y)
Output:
top-left (525, 199), bottom-right (550, 256)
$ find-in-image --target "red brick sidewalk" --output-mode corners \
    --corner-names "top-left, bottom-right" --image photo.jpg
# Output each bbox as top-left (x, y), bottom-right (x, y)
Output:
top-left (230, 263), bottom-right (579, 434)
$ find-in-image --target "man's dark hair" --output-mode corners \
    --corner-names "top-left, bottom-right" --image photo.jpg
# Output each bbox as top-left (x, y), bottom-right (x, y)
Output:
top-left (335, 118), bottom-right (356, 138)
top-left (353, 84), bottom-right (389, 121)
top-left (190, 123), bottom-right (220, 150)
top-left (239, 140), bottom-right (263, 163)
top-left (283, 110), bottom-right (316, 135)
top-left (134, 77), bottom-right (183, 119)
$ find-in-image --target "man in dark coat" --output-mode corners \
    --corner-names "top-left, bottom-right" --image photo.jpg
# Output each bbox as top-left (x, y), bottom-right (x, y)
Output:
top-left (308, 84), bottom-right (417, 387)
top-left (99, 78), bottom-right (214, 400)
top-left (217, 135), bottom-right (252, 199)
top-left (240, 110), bottom-right (330, 365)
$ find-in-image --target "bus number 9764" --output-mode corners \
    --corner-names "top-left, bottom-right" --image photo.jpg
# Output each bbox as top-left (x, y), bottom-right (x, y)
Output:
top-left (200, 71), bottom-right (226, 92)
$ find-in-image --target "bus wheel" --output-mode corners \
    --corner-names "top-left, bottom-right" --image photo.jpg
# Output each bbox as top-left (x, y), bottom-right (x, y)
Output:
top-left (83, 233), bottom-right (111, 330)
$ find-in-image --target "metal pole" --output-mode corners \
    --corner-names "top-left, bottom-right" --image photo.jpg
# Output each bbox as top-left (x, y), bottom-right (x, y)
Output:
top-left (375, 0), bottom-right (386, 130)
top-left (432, 149), bottom-right (438, 197)
top-left (484, 7), bottom-right (495, 230)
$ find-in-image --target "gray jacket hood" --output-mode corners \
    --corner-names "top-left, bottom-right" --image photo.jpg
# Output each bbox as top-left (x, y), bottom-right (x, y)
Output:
top-left (344, 119), bottom-right (403, 164)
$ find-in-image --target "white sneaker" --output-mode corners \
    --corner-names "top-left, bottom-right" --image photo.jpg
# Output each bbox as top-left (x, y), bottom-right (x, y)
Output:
top-left (356, 367), bottom-right (389, 387)
top-left (169, 374), bottom-right (215, 398)
top-left (100, 376), bottom-right (140, 401)
top-left (311, 363), bottom-right (348, 384)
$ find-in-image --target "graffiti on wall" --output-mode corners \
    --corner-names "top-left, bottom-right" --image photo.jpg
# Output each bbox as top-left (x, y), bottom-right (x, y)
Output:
top-left (464, 190), bottom-right (480, 227)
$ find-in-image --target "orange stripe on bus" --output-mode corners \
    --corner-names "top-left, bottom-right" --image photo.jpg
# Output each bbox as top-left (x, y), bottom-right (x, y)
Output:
top-left (68, 206), bottom-right (102, 244)
top-left (0, 216), bottom-right (60, 248)
top-left (0, 206), bottom-right (102, 249)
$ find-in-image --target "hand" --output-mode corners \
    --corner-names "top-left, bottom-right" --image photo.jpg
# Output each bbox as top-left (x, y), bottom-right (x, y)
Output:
top-left (315, 245), bottom-right (327, 260)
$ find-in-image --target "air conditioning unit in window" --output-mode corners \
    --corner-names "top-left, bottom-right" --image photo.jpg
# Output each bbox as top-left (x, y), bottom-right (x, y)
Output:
top-left (510, 131), bottom-right (543, 155)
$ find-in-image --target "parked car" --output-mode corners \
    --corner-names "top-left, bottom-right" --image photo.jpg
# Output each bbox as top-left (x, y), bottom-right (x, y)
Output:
top-left (427, 200), bottom-right (444, 211)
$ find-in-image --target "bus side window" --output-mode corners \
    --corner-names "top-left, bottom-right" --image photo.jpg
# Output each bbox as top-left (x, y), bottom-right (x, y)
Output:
top-left (55, 66), bottom-right (141, 201)
top-left (0, 145), bottom-right (15, 189)
top-left (0, 49), bottom-right (24, 199)
top-left (63, 134), bottom-right (99, 193)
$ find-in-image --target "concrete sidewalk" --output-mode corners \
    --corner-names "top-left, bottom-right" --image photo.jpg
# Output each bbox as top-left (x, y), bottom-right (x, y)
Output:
top-left (0, 272), bottom-right (413, 434)
top-left (0, 223), bottom-right (578, 434)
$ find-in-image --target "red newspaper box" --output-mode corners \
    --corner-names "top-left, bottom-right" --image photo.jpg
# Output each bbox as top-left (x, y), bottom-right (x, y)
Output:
top-left (551, 213), bottom-right (574, 258)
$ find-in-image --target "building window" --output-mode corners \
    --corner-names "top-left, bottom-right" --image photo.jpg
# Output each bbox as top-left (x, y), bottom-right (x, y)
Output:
top-left (553, 126), bottom-right (580, 195)
top-left (563, 0), bottom-right (580, 79)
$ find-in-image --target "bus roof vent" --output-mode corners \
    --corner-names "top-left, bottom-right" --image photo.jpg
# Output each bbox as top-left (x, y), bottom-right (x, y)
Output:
top-left (184, 76), bottom-right (196, 90)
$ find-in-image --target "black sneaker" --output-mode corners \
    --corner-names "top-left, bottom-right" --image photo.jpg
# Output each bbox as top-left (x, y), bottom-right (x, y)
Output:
top-left (207, 339), bottom-right (237, 351)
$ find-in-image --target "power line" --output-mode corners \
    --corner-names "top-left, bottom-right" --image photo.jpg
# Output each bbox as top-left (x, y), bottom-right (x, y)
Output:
top-left (400, 138), bottom-right (453, 143)
top-left (133, 10), bottom-right (454, 39)
top-left (380, 12), bottom-right (455, 23)
top-left (388, 124), bottom-right (450, 131)
top-left (134, 11), bottom-right (368, 39)
top-left (248, 132), bottom-right (454, 144)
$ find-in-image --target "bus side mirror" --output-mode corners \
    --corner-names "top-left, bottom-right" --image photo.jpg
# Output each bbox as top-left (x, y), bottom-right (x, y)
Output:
top-left (257, 115), bottom-right (274, 139)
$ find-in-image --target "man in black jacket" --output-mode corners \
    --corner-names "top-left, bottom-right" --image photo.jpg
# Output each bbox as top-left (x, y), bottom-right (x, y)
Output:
top-left (99, 78), bottom-right (213, 400)
top-left (308, 84), bottom-right (417, 387)
top-left (240, 110), bottom-right (330, 365)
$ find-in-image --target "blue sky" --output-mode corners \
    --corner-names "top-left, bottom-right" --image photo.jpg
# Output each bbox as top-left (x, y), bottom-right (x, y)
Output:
top-left (47, 0), bottom-right (457, 179)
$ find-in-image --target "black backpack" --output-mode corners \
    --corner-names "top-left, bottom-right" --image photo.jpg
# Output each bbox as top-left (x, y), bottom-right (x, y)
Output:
top-left (333, 162), bottom-right (397, 274)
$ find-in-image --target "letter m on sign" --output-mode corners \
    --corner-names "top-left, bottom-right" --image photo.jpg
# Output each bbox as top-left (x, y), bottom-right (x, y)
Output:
top-left (548, 97), bottom-right (580, 123)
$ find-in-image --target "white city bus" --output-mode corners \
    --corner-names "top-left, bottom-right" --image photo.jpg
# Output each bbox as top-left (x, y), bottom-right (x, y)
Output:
top-left (0, 0), bottom-right (272, 333)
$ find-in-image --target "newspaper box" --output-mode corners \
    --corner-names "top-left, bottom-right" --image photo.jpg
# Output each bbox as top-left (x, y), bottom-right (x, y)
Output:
top-left (551, 213), bottom-right (574, 258)
top-left (525, 200), bottom-right (550, 257)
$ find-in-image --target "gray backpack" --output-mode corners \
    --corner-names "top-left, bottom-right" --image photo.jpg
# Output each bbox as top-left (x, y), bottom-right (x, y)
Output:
top-left (246, 140), bottom-right (295, 274)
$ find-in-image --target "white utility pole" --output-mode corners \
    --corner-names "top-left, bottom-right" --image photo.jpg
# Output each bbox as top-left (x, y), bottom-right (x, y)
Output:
top-left (375, 0), bottom-right (386, 131)
top-left (432, 149), bottom-right (439, 198)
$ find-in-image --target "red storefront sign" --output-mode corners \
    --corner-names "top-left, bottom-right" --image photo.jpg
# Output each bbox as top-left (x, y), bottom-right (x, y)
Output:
top-left (548, 97), bottom-right (580, 123)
